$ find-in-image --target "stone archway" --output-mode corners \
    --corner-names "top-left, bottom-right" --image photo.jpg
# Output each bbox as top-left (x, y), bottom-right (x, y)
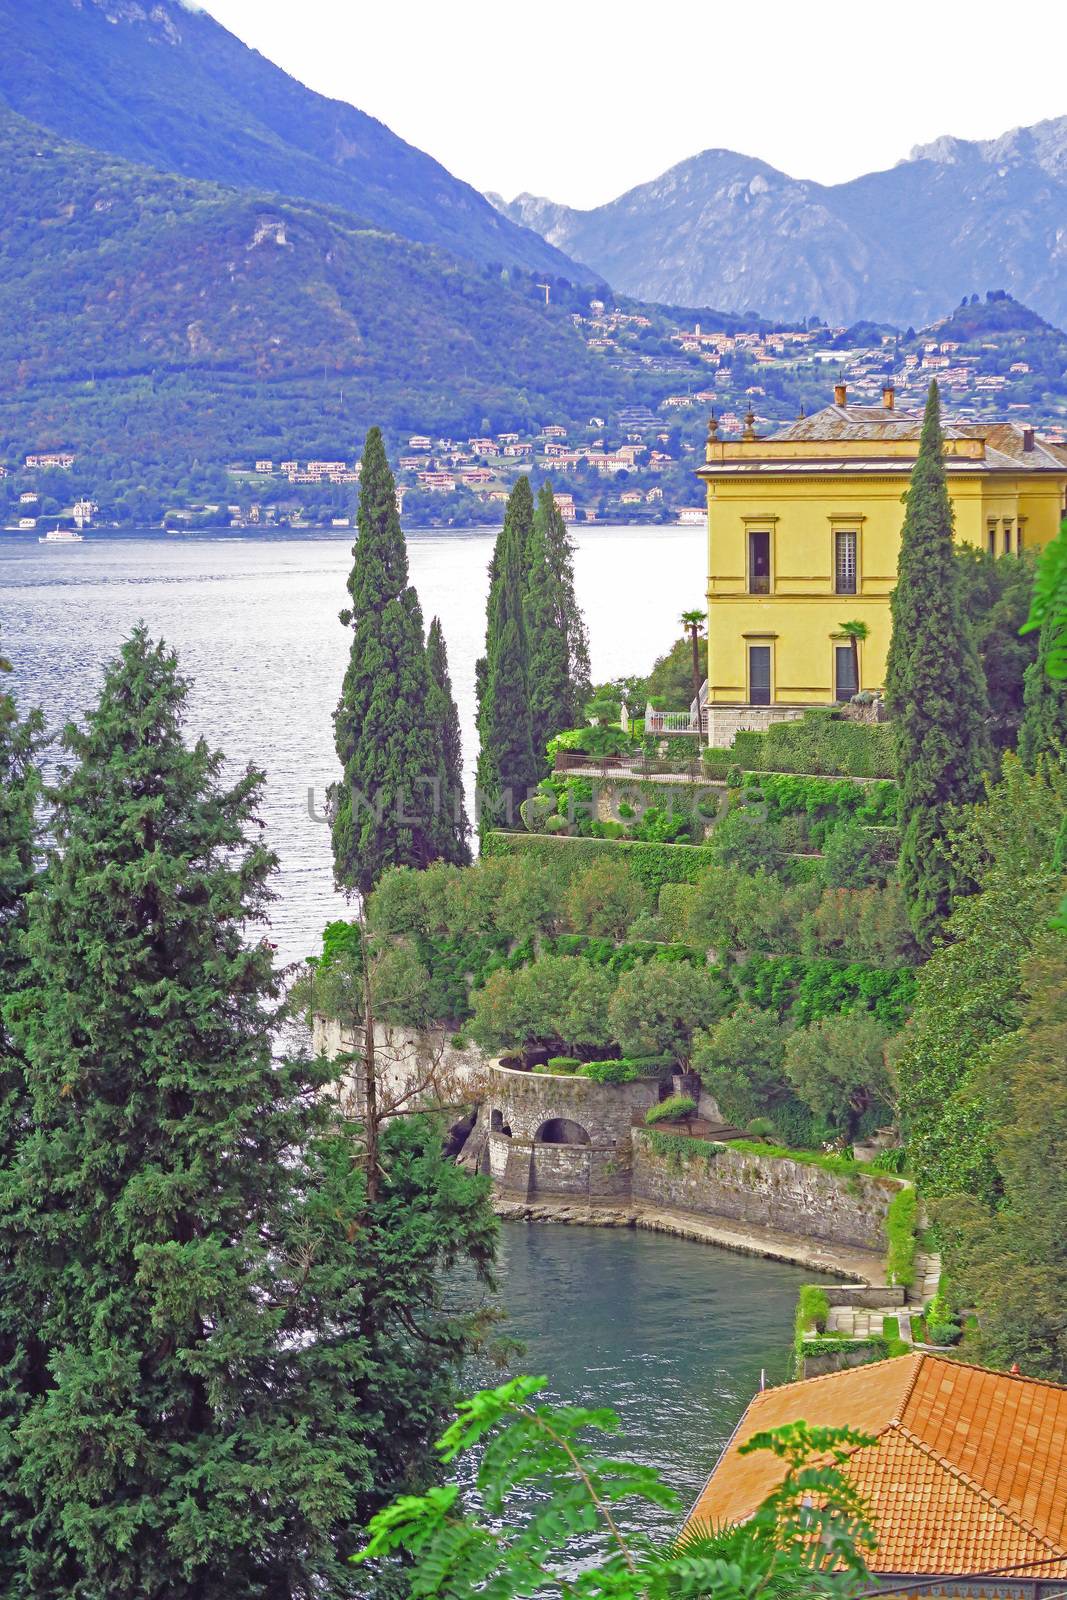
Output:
top-left (534, 1117), bottom-right (590, 1146)
top-left (490, 1108), bottom-right (512, 1137)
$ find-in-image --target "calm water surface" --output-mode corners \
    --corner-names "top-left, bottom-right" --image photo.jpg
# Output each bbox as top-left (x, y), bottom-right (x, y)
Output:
top-left (468, 1223), bottom-right (817, 1539)
top-left (0, 524), bottom-right (813, 1533)
top-left (0, 524), bottom-right (704, 966)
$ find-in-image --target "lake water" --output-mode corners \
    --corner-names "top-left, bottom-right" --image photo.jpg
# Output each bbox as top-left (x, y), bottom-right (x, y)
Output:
top-left (467, 1223), bottom-right (817, 1542)
top-left (0, 523), bottom-right (814, 1536)
top-left (0, 524), bottom-right (705, 966)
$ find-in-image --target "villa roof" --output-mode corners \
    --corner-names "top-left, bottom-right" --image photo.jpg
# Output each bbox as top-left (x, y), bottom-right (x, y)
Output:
top-left (699, 401), bottom-right (1067, 477)
top-left (686, 1354), bottom-right (1067, 1578)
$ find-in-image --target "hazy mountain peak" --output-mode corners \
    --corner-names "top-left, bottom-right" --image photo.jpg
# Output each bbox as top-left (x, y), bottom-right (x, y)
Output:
top-left (2, 0), bottom-right (586, 276)
top-left (498, 112), bottom-right (1067, 326)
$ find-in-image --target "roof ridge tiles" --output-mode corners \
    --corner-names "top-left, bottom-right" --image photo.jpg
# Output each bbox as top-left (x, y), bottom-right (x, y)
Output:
top-left (888, 1422), bottom-right (1067, 1560)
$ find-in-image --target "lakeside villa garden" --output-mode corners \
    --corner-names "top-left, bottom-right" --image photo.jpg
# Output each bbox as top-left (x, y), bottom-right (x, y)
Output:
top-left (1, 385), bottom-right (1065, 1594)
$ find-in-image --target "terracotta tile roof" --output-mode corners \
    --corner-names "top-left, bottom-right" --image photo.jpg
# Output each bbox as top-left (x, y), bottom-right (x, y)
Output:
top-left (686, 1354), bottom-right (1067, 1578)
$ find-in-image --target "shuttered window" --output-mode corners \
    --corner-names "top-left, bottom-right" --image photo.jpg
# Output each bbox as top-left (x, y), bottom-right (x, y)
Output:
top-left (835, 530), bottom-right (857, 594)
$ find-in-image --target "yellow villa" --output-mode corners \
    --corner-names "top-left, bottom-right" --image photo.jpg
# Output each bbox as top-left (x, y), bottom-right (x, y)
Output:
top-left (697, 383), bottom-right (1067, 745)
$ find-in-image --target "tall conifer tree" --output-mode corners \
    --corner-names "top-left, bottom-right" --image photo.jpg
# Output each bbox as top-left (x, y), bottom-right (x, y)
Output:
top-left (3, 629), bottom-right (494, 1596)
top-left (0, 632), bottom-right (46, 1588)
top-left (426, 615), bottom-right (471, 864)
top-left (476, 479), bottom-right (537, 831)
top-left (332, 427), bottom-right (446, 897)
top-left (524, 483), bottom-right (592, 765)
top-left (885, 382), bottom-right (992, 951)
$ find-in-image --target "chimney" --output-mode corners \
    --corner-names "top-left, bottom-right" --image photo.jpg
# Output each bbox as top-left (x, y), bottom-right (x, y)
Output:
top-left (1023, 426), bottom-right (1035, 452)
top-left (882, 384), bottom-right (895, 411)
top-left (834, 383), bottom-right (847, 408)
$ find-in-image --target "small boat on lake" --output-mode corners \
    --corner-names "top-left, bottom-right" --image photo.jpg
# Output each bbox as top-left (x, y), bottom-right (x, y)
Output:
top-left (38, 529), bottom-right (84, 544)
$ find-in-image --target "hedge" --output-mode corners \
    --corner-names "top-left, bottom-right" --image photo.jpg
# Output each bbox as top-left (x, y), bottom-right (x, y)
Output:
top-left (886, 1185), bottom-right (918, 1288)
top-left (483, 831), bottom-right (718, 897)
top-left (731, 710), bottom-right (898, 779)
top-left (645, 1094), bottom-right (697, 1125)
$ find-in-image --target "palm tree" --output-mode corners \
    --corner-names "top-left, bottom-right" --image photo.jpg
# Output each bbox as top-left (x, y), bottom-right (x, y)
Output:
top-left (680, 608), bottom-right (707, 711)
top-left (838, 619), bottom-right (869, 699)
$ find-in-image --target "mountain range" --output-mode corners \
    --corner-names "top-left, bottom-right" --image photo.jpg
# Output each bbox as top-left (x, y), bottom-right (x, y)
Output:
top-left (0, 0), bottom-right (583, 278)
top-left (490, 118), bottom-right (1067, 327)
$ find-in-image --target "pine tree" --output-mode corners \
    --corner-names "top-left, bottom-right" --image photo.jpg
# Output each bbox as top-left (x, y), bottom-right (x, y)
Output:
top-left (0, 632), bottom-right (46, 1591)
top-left (523, 483), bottom-right (592, 765)
top-left (885, 381), bottom-right (992, 951)
top-left (332, 427), bottom-right (447, 898)
top-left (4, 629), bottom-right (495, 1597)
top-left (1019, 548), bottom-right (1067, 770)
top-left (476, 480), bottom-right (537, 831)
top-left (426, 616), bottom-right (471, 864)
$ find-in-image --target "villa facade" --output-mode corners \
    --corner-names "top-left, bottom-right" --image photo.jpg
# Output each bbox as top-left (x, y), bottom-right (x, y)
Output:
top-left (697, 385), bottom-right (1067, 735)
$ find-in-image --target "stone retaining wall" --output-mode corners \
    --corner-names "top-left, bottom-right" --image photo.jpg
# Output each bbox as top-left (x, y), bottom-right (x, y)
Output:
top-left (486, 1131), bottom-right (631, 1202)
top-left (484, 1061), bottom-right (660, 1145)
top-left (630, 1131), bottom-right (896, 1252)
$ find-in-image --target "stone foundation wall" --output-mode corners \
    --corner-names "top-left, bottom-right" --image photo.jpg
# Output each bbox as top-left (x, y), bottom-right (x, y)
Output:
top-left (312, 1017), bottom-right (489, 1118)
top-left (486, 1132), bottom-right (631, 1202)
top-left (485, 1062), bottom-right (660, 1145)
top-left (705, 705), bottom-right (804, 747)
top-left (630, 1132), bottom-right (895, 1252)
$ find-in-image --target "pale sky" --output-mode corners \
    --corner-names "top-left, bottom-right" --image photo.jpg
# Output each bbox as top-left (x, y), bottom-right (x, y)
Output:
top-left (199, 0), bottom-right (1067, 210)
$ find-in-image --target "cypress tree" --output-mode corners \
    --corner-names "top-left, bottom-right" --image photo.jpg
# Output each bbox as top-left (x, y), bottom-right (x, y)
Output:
top-left (4, 629), bottom-right (494, 1597)
top-left (524, 483), bottom-right (592, 765)
top-left (1019, 530), bottom-right (1067, 770)
top-left (426, 615), bottom-right (471, 864)
top-left (332, 427), bottom-right (446, 898)
top-left (0, 633), bottom-right (46, 1588)
top-left (476, 479), bottom-right (537, 831)
top-left (885, 381), bottom-right (993, 951)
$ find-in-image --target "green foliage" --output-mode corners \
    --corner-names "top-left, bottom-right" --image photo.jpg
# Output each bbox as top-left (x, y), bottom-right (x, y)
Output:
top-left (545, 1057), bottom-right (582, 1073)
top-left (633, 632), bottom-right (709, 712)
top-left (357, 1375), bottom-right (876, 1600)
top-left (426, 616), bottom-right (472, 866)
top-left (752, 773), bottom-right (899, 833)
top-left (1021, 516), bottom-right (1067, 678)
top-left (731, 711), bottom-right (898, 780)
top-left (884, 383), bottom-right (993, 951)
top-left (0, 629), bottom-right (497, 1595)
top-left (608, 960), bottom-right (734, 1064)
top-left (693, 1002), bottom-right (801, 1135)
top-left (886, 1187), bottom-right (918, 1287)
top-left (796, 1287), bottom-right (831, 1337)
top-left (331, 428), bottom-right (448, 896)
top-left (1019, 530), bottom-right (1067, 771)
top-left (784, 1014), bottom-right (894, 1140)
top-left (955, 545), bottom-right (1039, 754)
top-left (897, 755), bottom-right (1067, 1204)
top-left (580, 1056), bottom-right (674, 1084)
top-left (482, 832), bottom-right (719, 898)
top-left (935, 931), bottom-right (1067, 1379)
top-left (564, 855), bottom-right (648, 939)
top-left (645, 1094), bottom-right (697, 1125)
top-left (524, 484), bottom-right (591, 767)
top-left (469, 955), bottom-right (614, 1056)
top-left (735, 954), bottom-right (916, 1029)
top-left (819, 824), bottom-right (891, 890)
top-left (477, 479), bottom-right (538, 833)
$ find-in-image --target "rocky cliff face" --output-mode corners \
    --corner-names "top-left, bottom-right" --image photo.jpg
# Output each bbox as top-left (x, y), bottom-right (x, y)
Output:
top-left (492, 117), bottom-right (1067, 327)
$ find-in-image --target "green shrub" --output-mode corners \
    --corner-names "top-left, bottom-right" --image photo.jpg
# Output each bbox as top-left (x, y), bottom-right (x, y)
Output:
top-left (546, 1056), bottom-right (582, 1073)
top-left (746, 1116), bottom-right (776, 1137)
top-left (643, 1130), bottom-right (723, 1166)
top-left (702, 748), bottom-right (731, 780)
top-left (886, 1185), bottom-right (918, 1288)
top-left (543, 814), bottom-right (567, 834)
top-left (924, 1318), bottom-right (961, 1347)
top-left (869, 1145), bottom-right (908, 1175)
top-left (617, 801), bottom-right (635, 819)
top-left (580, 1058), bottom-right (639, 1084)
top-left (645, 1094), bottom-right (696, 1125)
top-left (796, 1285), bottom-right (831, 1336)
top-left (735, 953), bottom-right (916, 1029)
